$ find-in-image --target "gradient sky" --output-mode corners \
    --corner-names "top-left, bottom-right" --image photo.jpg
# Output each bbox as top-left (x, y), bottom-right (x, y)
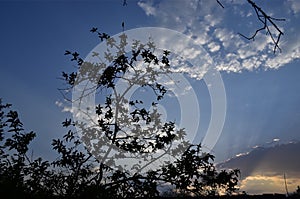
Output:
top-left (1, 0), bottom-right (300, 194)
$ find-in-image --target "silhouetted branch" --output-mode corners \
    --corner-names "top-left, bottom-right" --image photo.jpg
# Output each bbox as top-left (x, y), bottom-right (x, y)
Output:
top-left (216, 0), bottom-right (285, 53)
top-left (239, 0), bottom-right (285, 53)
top-left (216, 0), bottom-right (224, 8)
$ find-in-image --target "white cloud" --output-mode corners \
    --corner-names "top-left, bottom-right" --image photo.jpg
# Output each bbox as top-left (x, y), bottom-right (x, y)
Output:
top-left (288, 0), bottom-right (300, 15)
top-left (240, 175), bottom-right (300, 194)
top-left (137, 1), bottom-right (156, 16)
top-left (207, 41), bottom-right (220, 52)
top-left (218, 142), bottom-right (300, 194)
top-left (181, 47), bottom-right (201, 59)
top-left (55, 100), bottom-right (73, 113)
top-left (137, 0), bottom-right (300, 75)
top-left (55, 100), bottom-right (63, 107)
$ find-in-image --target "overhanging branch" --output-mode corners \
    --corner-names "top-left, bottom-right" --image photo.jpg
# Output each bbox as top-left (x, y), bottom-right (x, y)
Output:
top-left (216, 0), bottom-right (285, 53)
top-left (238, 0), bottom-right (285, 53)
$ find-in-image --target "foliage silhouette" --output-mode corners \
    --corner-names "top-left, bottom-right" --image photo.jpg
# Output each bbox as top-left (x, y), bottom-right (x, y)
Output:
top-left (1, 30), bottom-right (240, 198)
top-left (0, 99), bottom-right (240, 198)
top-left (290, 186), bottom-right (300, 198)
top-left (63, 29), bottom-right (192, 174)
top-left (0, 1), bottom-right (290, 198)
top-left (0, 0), bottom-right (291, 197)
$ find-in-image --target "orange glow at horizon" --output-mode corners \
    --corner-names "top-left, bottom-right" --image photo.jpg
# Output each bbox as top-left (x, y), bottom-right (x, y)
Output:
top-left (240, 174), bottom-right (300, 195)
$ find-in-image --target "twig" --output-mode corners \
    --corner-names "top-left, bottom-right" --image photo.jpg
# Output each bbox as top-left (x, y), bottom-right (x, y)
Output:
top-left (239, 0), bottom-right (285, 53)
top-left (216, 0), bottom-right (224, 8)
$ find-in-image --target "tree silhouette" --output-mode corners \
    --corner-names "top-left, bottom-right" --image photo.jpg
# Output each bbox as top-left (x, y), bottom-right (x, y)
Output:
top-left (0, 27), bottom-right (241, 198)
top-left (66, 27), bottom-right (240, 196)
top-left (0, 0), bottom-right (290, 197)
top-left (0, 99), bottom-right (240, 197)
top-left (62, 28), bottom-right (193, 174)
top-left (290, 186), bottom-right (300, 198)
top-left (0, 99), bottom-right (52, 198)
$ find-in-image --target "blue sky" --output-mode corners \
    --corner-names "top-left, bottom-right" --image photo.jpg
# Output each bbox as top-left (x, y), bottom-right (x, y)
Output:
top-left (1, 0), bottom-right (300, 194)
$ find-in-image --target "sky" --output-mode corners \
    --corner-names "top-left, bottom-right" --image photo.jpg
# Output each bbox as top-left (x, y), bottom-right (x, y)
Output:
top-left (1, 0), bottom-right (300, 195)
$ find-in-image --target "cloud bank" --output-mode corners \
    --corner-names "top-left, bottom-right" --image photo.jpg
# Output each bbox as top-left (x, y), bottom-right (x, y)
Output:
top-left (218, 141), bottom-right (300, 194)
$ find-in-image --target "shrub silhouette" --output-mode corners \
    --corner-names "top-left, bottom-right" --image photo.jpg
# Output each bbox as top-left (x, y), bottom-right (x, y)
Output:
top-left (0, 98), bottom-right (240, 198)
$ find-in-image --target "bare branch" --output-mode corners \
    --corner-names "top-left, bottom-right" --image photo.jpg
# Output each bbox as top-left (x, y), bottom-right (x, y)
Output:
top-left (239, 0), bottom-right (285, 53)
top-left (216, 0), bottom-right (224, 9)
